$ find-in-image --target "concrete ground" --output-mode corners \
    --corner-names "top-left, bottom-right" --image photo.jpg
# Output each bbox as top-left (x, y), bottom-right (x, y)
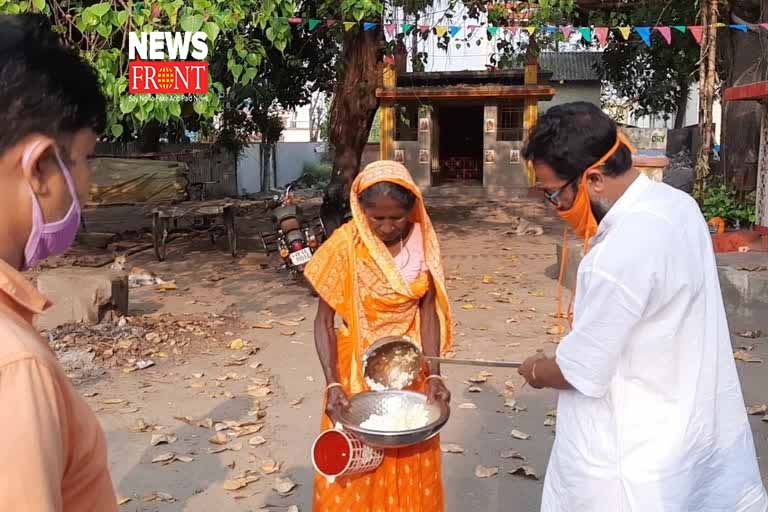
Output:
top-left (54, 193), bottom-right (768, 511)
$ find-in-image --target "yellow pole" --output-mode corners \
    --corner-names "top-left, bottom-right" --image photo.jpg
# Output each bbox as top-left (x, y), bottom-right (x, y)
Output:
top-left (523, 63), bottom-right (539, 186)
top-left (380, 65), bottom-right (396, 160)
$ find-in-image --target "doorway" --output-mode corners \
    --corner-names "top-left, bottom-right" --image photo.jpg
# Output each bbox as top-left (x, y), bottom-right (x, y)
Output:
top-left (436, 105), bottom-right (484, 184)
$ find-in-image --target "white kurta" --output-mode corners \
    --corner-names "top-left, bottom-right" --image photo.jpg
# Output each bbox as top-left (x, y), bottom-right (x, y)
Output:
top-left (544, 174), bottom-right (768, 511)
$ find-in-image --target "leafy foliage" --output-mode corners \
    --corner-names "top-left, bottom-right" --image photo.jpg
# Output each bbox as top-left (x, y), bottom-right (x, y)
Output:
top-left (591, 3), bottom-right (700, 122)
top-left (702, 185), bottom-right (756, 226)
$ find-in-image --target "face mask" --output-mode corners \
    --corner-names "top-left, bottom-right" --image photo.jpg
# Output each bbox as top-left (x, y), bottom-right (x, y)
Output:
top-left (556, 131), bottom-right (635, 242)
top-left (22, 143), bottom-right (82, 270)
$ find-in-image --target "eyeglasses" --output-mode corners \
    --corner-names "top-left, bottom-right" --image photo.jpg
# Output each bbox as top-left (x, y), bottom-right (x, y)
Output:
top-left (543, 176), bottom-right (578, 206)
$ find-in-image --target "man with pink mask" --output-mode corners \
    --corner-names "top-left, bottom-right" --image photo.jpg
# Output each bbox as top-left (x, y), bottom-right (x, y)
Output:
top-left (0, 14), bottom-right (118, 511)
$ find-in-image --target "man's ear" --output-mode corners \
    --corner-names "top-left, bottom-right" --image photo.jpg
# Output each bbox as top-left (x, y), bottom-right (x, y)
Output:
top-left (20, 136), bottom-right (57, 194)
top-left (586, 168), bottom-right (607, 194)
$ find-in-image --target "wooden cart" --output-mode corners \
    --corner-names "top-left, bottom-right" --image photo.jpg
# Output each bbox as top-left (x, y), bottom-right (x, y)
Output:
top-left (151, 199), bottom-right (258, 261)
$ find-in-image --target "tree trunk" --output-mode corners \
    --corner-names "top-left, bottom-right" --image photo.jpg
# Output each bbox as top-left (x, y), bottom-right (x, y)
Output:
top-left (693, 0), bottom-right (719, 201)
top-left (260, 143), bottom-right (273, 192)
top-left (717, 0), bottom-right (766, 192)
top-left (673, 81), bottom-right (689, 130)
top-left (321, 26), bottom-right (384, 232)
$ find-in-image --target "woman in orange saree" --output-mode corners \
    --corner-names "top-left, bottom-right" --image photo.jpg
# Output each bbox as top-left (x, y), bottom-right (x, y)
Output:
top-left (304, 160), bottom-right (453, 512)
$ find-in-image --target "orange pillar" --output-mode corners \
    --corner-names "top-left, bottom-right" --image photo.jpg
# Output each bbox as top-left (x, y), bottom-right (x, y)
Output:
top-left (380, 65), bottom-right (396, 160)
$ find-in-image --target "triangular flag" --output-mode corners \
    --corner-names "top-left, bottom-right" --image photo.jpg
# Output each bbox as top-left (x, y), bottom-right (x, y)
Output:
top-left (467, 24), bottom-right (480, 35)
top-left (656, 26), bottom-right (672, 44)
top-left (617, 26), bottom-right (632, 40)
top-left (449, 26), bottom-right (461, 37)
top-left (307, 19), bottom-right (321, 31)
top-left (560, 25), bottom-right (574, 40)
top-left (635, 26), bottom-right (652, 46)
top-left (343, 21), bottom-right (356, 32)
top-left (383, 55), bottom-right (395, 65)
top-left (288, 17), bottom-right (303, 25)
top-left (488, 26), bottom-right (499, 37)
top-left (672, 25), bottom-right (687, 34)
top-left (506, 26), bottom-right (519, 36)
top-left (543, 25), bottom-right (557, 34)
top-left (402, 23), bottom-right (413, 34)
top-left (524, 26), bottom-right (536, 36)
top-left (384, 24), bottom-right (396, 37)
top-left (419, 25), bottom-right (430, 33)
top-left (326, 20), bottom-right (337, 28)
top-left (761, 23), bottom-right (768, 31)
top-left (715, 22), bottom-right (727, 28)
top-left (688, 25), bottom-right (704, 44)
top-left (363, 22), bottom-right (377, 31)
top-left (595, 27), bottom-right (609, 47)
top-left (730, 24), bottom-right (748, 32)
top-left (435, 26), bottom-right (448, 37)
top-left (578, 27), bottom-right (592, 42)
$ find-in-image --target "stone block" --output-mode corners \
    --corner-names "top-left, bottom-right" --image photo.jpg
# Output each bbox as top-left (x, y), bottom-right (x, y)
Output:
top-left (554, 240), bottom-right (583, 291)
top-left (35, 268), bottom-right (129, 330)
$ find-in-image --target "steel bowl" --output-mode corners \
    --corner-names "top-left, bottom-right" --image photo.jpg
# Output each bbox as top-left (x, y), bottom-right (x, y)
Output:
top-left (340, 390), bottom-right (450, 449)
top-left (362, 336), bottom-right (423, 390)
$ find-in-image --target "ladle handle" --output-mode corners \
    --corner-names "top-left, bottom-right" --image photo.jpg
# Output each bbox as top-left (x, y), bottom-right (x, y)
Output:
top-left (424, 356), bottom-right (522, 368)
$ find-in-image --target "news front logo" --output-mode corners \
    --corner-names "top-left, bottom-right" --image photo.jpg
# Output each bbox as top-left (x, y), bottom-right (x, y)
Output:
top-left (128, 32), bottom-right (209, 94)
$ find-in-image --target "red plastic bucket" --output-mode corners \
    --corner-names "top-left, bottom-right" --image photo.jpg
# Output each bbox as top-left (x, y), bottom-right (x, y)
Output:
top-left (311, 429), bottom-right (383, 482)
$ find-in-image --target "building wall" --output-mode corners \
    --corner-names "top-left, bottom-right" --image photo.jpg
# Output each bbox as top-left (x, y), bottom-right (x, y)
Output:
top-left (540, 82), bottom-right (602, 113)
top-left (237, 142), bottom-right (325, 194)
top-left (482, 103), bottom-right (529, 193)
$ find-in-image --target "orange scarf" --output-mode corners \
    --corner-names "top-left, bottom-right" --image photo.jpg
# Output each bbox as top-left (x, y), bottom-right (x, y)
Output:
top-left (555, 132), bottom-right (636, 328)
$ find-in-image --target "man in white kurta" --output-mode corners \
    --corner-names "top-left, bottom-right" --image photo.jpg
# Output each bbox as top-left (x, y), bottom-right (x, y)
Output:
top-left (541, 173), bottom-right (767, 511)
top-left (518, 102), bottom-right (767, 511)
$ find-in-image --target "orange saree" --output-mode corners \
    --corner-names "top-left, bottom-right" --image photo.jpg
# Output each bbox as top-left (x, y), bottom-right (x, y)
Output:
top-left (304, 161), bottom-right (452, 512)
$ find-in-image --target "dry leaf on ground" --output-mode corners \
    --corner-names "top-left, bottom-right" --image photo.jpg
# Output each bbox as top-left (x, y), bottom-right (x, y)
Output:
top-left (458, 403), bottom-right (477, 410)
top-left (281, 330), bottom-right (297, 337)
top-left (747, 404), bottom-right (768, 415)
top-left (209, 433), bottom-right (229, 445)
top-left (547, 325), bottom-right (565, 336)
top-left (440, 444), bottom-right (465, 454)
top-left (734, 351), bottom-right (763, 363)
top-left (737, 330), bottom-right (762, 339)
top-left (229, 339), bottom-right (245, 350)
top-left (131, 419), bottom-right (155, 433)
top-left (762, 415), bottom-right (768, 423)
top-left (289, 397), bottom-right (304, 407)
top-left (475, 465), bottom-right (499, 478)
top-left (504, 400), bottom-right (527, 412)
top-left (468, 374), bottom-right (488, 384)
top-left (482, 275), bottom-right (494, 284)
top-left (223, 473), bottom-right (259, 491)
top-left (261, 458), bottom-right (280, 474)
top-left (510, 429), bottom-right (531, 440)
top-left (103, 398), bottom-right (125, 405)
top-left (83, 391), bottom-right (99, 398)
top-left (117, 497), bottom-right (132, 505)
top-left (247, 386), bottom-right (271, 398)
top-left (544, 417), bottom-right (556, 427)
top-left (150, 434), bottom-right (177, 446)
top-left (143, 492), bottom-right (175, 503)
top-left (274, 477), bottom-right (297, 496)
top-left (500, 449), bottom-right (525, 460)
top-left (175, 455), bottom-right (194, 463)
top-left (151, 452), bottom-right (176, 464)
top-left (287, 506), bottom-right (299, 512)
top-left (253, 322), bottom-right (274, 329)
top-left (249, 436), bottom-right (267, 447)
top-left (508, 465), bottom-right (539, 480)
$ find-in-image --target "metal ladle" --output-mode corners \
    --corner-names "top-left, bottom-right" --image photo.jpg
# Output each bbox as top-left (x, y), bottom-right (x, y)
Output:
top-left (362, 336), bottom-right (523, 390)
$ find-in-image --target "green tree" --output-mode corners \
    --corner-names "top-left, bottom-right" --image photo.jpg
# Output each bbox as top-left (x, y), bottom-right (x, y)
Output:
top-left (589, 3), bottom-right (701, 129)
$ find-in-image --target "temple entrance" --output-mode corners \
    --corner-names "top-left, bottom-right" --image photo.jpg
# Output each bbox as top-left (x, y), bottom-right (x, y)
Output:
top-left (436, 105), bottom-right (484, 184)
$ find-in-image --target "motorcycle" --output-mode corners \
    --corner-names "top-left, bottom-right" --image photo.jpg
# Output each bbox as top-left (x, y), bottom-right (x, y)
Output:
top-left (260, 182), bottom-right (326, 279)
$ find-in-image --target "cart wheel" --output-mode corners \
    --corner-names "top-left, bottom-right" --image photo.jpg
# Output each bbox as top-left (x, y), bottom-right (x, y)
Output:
top-left (224, 207), bottom-right (237, 257)
top-left (153, 213), bottom-right (168, 262)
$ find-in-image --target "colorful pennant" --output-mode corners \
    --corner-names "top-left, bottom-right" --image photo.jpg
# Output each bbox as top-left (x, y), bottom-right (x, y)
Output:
top-left (560, 25), bottom-right (573, 40)
top-left (435, 25), bottom-right (448, 38)
top-left (288, 17), bottom-right (303, 25)
top-left (307, 19), bottom-right (322, 31)
top-left (487, 26), bottom-right (499, 37)
top-left (730, 24), bottom-right (748, 32)
top-left (385, 23), bottom-right (396, 37)
top-left (595, 27), bottom-right (609, 48)
top-left (617, 26), bottom-right (632, 40)
top-left (656, 26), bottom-right (672, 45)
top-left (578, 27), bottom-right (591, 42)
top-left (363, 22), bottom-right (377, 31)
top-left (402, 23), bottom-right (413, 34)
top-left (449, 26), bottom-right (461, 37)
top-left (672, 25), bottom-right (687, 34)
top-left (688, 25), bottom-right (704, 44)
top-left (343, 21), bottom-right (356, 32)
top-left (635, 26), bottom-right (652, 46)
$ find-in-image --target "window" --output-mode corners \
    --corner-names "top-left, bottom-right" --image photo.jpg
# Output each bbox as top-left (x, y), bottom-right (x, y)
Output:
top-left (395, 103), bottom-right (419, 141)
top-left (497, 102), bottom-right (525, 141)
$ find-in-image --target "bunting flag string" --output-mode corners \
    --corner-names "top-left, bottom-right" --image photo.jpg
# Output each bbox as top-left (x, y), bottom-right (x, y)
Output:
top-left (277, 16), bottom-right (767, 50)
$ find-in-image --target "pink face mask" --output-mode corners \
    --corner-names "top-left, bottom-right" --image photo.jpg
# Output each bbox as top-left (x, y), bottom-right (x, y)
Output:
top-left (22, 142), bottom-right (82, 270)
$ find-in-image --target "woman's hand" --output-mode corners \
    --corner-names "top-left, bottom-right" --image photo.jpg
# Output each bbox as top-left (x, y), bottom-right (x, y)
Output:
top-left (425, 378), bottom-right (451, 405)
top-left (325, 386), bottom-right (350, 423)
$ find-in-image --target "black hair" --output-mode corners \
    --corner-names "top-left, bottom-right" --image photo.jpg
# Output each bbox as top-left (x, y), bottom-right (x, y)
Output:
top-left (522, 102), bottom-right (632, 180)
top-left (0, 14), bottom-right (107, 155)
top-left (359, 182), bottom-right (417, 211)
